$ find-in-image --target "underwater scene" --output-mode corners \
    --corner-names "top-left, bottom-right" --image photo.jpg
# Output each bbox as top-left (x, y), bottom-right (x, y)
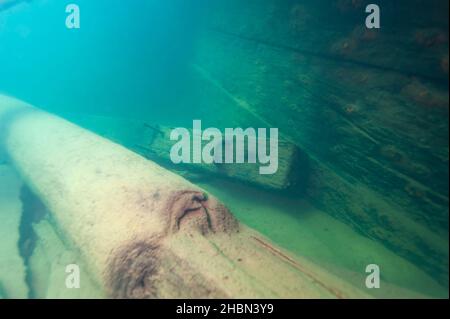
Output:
top-left (0, 0), bottom-right (448, 299)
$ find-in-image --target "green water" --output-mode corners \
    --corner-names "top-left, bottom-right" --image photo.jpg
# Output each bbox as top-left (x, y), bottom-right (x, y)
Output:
top-left (0, 0), bottom-right (448, 298)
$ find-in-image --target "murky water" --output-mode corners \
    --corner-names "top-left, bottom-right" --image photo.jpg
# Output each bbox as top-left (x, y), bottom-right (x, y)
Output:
top-left (0, 0), bottom-right (448, 298)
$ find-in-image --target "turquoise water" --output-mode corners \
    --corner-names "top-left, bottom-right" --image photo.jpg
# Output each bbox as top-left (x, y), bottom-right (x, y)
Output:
top-left (0, 0), bottom-right (202, 121)
top-left (0, 0), bottom-right (448, 298)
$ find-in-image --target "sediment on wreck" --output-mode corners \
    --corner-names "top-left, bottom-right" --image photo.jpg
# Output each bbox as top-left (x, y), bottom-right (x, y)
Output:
top-left (0, 94), bottom-right (372, 298)
top-left (188, 0), bottom-right (449, 284)
top-left (66, 115), bottom-right (309, 192)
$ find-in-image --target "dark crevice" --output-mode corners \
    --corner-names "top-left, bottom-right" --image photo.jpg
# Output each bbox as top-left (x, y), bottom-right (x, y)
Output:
top-left (18, 185), bottom-right (48, 299)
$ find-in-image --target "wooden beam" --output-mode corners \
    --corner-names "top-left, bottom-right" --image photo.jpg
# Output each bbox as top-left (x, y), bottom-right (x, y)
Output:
top-left (0, 94), bottom-right (370, 298)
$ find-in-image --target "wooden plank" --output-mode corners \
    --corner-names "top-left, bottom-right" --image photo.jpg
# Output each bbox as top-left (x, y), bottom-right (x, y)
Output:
top-left (138, 124), bottom-right (306, 191)
top-left (69, 116), bottom-right (308, 191)
top-left (205, 0), bottom-right (449, 82)
top-left (190, 31), bottom-right (449, 283)
top-left (192, 49), bottom-right (448, 229)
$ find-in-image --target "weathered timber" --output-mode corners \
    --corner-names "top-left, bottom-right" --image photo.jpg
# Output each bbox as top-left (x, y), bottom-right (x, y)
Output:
top-left (139, 125), bottom-right (304, 190)
top-left (0, 94), bottom-right (371, 298)
top-left (189, 23), bottom-right (449, 284)
top-left (205, 0), bottom-right (449, 83)
top-left (69, 114), bottom-right (307, 191)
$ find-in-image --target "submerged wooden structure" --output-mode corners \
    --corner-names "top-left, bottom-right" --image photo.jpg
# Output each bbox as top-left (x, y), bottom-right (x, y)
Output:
top-left (0, 166), bottom-right (28, 298)
top-left (182, 0), bottom-right (449, 285)
top-left (68, 115), bottom-right (306, 191)
top-left (0, 94), bottom-right (371, 298)
top-left (137, 123), bottom-right (304, 190)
